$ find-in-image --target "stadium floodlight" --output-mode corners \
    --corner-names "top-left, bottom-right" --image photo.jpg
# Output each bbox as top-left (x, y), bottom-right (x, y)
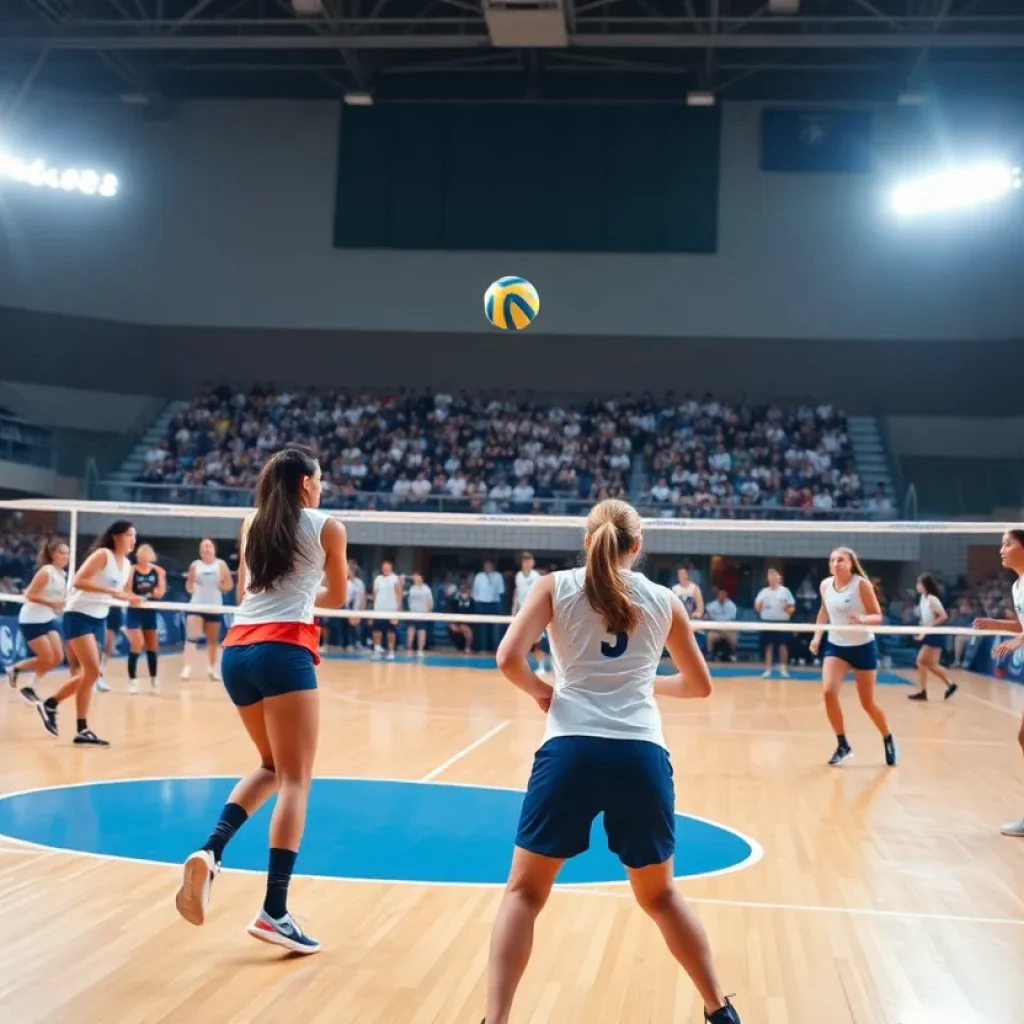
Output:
top-left (891, 161), bottom-right (1021, 217)
top-left (0, 140), bottom-right (119, 199)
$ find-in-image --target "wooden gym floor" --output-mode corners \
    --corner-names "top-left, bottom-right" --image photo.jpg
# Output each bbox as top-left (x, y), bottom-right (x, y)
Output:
top-left (1, 653), bottom-right (1023, 1024)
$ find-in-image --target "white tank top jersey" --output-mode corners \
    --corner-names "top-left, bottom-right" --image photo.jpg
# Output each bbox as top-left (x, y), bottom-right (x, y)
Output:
top-left (755, 585), bottom-right (795, 622)
top-left (1013, 576), bottom-right (1024, 630)
top-left (919, 593), bottom-right (944, 627)
top-left (822, 575), bottom-right (872, 647)
top-left (407, 584), bottom-right (433, 614)
top-left (515, 569), bottom-right (540, 609)
top-left (672, 581), bottom-right (700, 615)
top-left (18, 565), bottom-right (67, 624)
top-left (373, 573), bottom-right (401, 611)
top-left (65, 550), bottom-right (126, 619)
top-left (233, 509), bottom-right (329, 626)
top-left (190, 559), bottom-right (226, 607)
top-left (544, 568), bottom-right (674, 749)
top-left (344, 576), bottom-right (366, 610)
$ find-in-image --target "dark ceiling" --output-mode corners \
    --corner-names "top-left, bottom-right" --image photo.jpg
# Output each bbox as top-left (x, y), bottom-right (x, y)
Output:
top-left (2, 0), bottom-right (1024, 104)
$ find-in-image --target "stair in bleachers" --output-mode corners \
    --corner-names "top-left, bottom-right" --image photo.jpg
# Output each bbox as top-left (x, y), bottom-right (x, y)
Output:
top-left (847, 416), bottom-right (894, 501)
top-left (109, 399), bottom-right (191, 483)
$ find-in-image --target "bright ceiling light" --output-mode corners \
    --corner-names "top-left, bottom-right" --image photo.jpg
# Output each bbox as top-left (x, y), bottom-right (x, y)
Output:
top-left (891, 161), bottom-right (1022, 217)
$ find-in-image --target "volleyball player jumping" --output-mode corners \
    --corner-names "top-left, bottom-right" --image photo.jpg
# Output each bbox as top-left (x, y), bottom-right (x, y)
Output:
top-left (483, 499), bottom-right (741, 1024)
top-left (175, 446), bottom-right (348, 950)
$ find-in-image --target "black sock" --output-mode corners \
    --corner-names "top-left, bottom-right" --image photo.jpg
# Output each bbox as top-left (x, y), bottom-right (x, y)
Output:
top-left (127, 652), bottom-right (139, 680)
top-left (264, 847), bottom-right (297, 920)
top-left (837, 733), bottom-right (849, 749)
top-left (77, 718), bottom-right (88, 733)
top-left (203, 802), bottom-right (249, 862)
top-left (146, 650), bottom-right (158, 678)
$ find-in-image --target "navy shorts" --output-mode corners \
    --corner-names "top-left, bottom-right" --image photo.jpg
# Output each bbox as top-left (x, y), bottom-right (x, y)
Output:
top-left (20, 620), bottom-right (60, 644)
top-left (516, 736), bottom-right (675, 869)
top-left (221, 641), bottom-right (318, 707)
top-left (760, 631), bottom-right (790, 656)
top-left (823, 639), bottom-right (878, 672)
top-left (920, 634), bottom-right (946, 650)
top-left (106, 606), bottom-right (123, 631)
top-left (189, 611), bottom-right (223, 625)
top-left (375, 619), bottom-right (399, 635)
top-left (126, 608), bottom-right (158, 631)
top-left (64, 611), bottom-right (107, 645)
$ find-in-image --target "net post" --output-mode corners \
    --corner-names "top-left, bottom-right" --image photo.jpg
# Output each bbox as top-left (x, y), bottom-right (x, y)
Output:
top-left (68, 508), bottom-right (79, 578)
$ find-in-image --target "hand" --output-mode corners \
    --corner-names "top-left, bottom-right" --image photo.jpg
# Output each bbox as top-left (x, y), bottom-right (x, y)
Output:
top-left (51, 600), bottom-right (64, 614)
top-left (993, 638), bottom-right (1022, 659)
top-left (809, 636), bottom-right (821, 656)
top-left (913, 633), bottom-right (923, 643)
top-left (535, 695), bottom-right (552, 714)
top-left (533, 679), bottom-right (554, 713)
top-left (127, 593), bottom-right (145, 608)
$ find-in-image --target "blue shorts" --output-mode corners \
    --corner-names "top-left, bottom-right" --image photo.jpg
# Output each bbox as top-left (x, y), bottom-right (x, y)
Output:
top-left (19, 620), bottom-right (60, 644)
top-left (760, 631), bottom-right (791, 656)
top-left (106, 606), bottom-right (123, 631)
top-left (375, 619), bottom-right (399, 635)
top-left (64, 611), bottom-right (107, 645)
top-left (189, 611), bottom-right (223, 625)
top-left (823, 639), bottom-right (878, 672)
top-left (515, 736), bottom-right (676, 869)
top-left (221, 642), bottom-right (318, 707)
top-left (406, 620), bottom-right (430, 633)
top-left (920, 634), bottom-right (946, 650)
top-left (126, 608), bottom-right (159, 631)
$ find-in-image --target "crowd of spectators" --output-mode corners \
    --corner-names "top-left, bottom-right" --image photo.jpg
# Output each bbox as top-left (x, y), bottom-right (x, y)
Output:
top-left (134, 386), bottom-right (900, 519)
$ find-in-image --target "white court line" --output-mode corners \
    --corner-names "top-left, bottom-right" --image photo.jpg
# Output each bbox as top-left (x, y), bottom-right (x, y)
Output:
top-left (418, 721), bottom-right (510, 782)
top-left (961, 692), bottom-right (1024, 719)
top-left (560, 888), bottom-right (1024, 927)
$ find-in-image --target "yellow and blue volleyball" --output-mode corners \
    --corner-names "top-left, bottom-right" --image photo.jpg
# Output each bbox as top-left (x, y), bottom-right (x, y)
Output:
top-left (484, 276), bottom-right (540, 330)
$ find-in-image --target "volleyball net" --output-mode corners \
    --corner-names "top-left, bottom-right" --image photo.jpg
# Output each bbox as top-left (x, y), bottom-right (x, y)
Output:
top-left (0, 497), bottom-right (1019, 678)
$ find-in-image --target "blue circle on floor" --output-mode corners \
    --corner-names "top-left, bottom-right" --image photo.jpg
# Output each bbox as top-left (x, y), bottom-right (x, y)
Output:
top-left (0, 778), bottom-right (760, 885)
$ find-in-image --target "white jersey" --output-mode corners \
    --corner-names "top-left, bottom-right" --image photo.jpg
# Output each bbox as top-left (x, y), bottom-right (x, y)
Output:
top-left (515, 569), bottom-right (540, 610)
top-left (544, 568), bottom-right (674, 749)
top-left (918, 593), bottom-right (944, 627)
top-left (755, 585), bottom-right (795, 622)
top-left (1013, 576), bottom-right (1024, 630)
top-left (190, 558), bottom-right (227, 608)
top-left (233, 509), bottom-right (329, 626)
top-left (65, 550), bottom-right (126, 620)
top-left (18, 565), bottom-right (67, 624)
top-left (822, 575), bottom-right (872, 647)
top-left (407, 584), bottom-right (433, 614)
top-left (672, 582), bottom-right (701, 616)
top-left (373, 573), bottom-right (401, 611)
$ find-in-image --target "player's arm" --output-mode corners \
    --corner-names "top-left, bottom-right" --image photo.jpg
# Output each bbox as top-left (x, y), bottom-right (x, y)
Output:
top-left (754, 590), bottom-right (764, 615)
top-left (655, 596), bottom-right (713, 699)
top-left (185, 561), bottom-right (197, 595)
top-left (850, 578), bottom-right (883, 626)
top-left (974, 617), bottom-right (1022, 634)
top-left (317, 519), bottom-right (348, 609)
top-left (153, 565), bottom-right (167, 600)
top-left (496, 574), bottom-right (555, 706)
top-left (426, 588), bottom-right (434, 614)
top-left (511, 576), bottom-right (520, 615)
top-left (24, 567), bottom-right (62, 612)
top-left (784, 589), bottom-right (796, 619)
top-left (809, 582), bottom-right (829, 653)
top-left (72, 550), bottom-right (126, 597)
top-left (219, 561), bottom-right (234, 593)
top-left (235, 521), bottom-right (250, 602)
top-left (930, 597), bottom-right (948, 627)
top-left (693, 587), bottom-right (705, 618)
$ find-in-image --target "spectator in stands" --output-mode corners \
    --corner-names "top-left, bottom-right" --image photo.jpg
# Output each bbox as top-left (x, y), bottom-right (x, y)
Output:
top-left (865, 483), bottom-right (894, 518)
top-left (447, 583), bottom-right (475, 653)
top-left (472, 560), bottom-right (505, 652)
top-left (705, 588), bottom-right (738, 662)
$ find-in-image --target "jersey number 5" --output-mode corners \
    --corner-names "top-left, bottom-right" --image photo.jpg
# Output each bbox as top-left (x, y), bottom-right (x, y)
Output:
top-left (600, 632), bottom-right (628, 659)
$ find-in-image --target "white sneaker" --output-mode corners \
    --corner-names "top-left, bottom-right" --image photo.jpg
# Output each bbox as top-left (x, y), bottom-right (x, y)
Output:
top-left (150, 678), bottom-right (161, 694)
top-left (95, 677), bottom-right (110, 693)
top-left (127, 680), bottom-right (138, 695)
top-left (780, 669), bottom-right (791, 679)
top-left (1001, 817), bottom-right (1024, 838)
top-left (386, 651), bottom-right (395, 662)
top-left (208, 668), bottom-right (222, 681)
top-left (761, 670), bottom-right (772, 679)
top-left (416, 649), bottom-right (426, 659)
top-left (180, 665), bottom-right (192, 680)
top-left (175, 849), bottom-right (219, 926)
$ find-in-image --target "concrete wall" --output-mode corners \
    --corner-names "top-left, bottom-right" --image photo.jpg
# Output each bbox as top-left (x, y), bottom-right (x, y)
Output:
top-left (1, 97), bottom-right (1022, 340)
top-left (0, 381), bottom-right (161, 431)
top-left (887, 417), bottom-right (1024, 459)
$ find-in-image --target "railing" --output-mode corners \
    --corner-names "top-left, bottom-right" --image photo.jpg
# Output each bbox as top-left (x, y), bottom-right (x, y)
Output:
top-left (88, 480), bottom-right (901, 521)
top-left (0, 413), bottom-right (55, 470)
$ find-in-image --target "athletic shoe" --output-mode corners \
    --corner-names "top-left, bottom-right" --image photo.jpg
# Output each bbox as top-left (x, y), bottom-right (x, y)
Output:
top-left (907, 690), bottom-right (927, 701)
top-left (73, 728), bottom-right (110, 747)
top-left (706, 998), bottom-right (742, 1023)
top-left (246, 910), bottom-right (320, 955)
top-left (828, 743), bottom-right (854, 767)
top-left (416, 650), bottom-right (426, 659)
top-left (127, 679), bottom-right (138, 695)
top-left (180, 665), bottom-right (192, 680)
top-left (944, 682), bottom-right (958, 700)
top-left (6, 665), bottom-right (18, 688)
top-left (37, 701), bottom-right (58, 737)
top-left (208, 668), bottom-right (222, 682)
top-left (884, 734), bottom-right (898, 766)
top-left (19, 686), bottom-right (40, 706)
top-left (95, 677), bottom-right (110, 693)
top-left (386, 651), bottom-right (395, 662)
top-left (150, 678), bottom-right (161, 694)
top-left (175, 849), bottom-right (219, 925)
top-left (760, 670), bottom-right (772, 679)
top-left (1000, 817), bottom-right (1024, 838)
top-left (780, 669), bottom-right (790, 679)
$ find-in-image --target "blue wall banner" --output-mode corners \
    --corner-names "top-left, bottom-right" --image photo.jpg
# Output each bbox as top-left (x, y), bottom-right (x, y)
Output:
top-left (761, 109), bottom-right (873, 174)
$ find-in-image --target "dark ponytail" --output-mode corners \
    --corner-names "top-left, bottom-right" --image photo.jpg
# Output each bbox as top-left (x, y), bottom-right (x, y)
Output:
top-left (88, 519), bottom-right (134, 555)
top-left (246, 446), bottom-right (320, 593)
top-left (1009, 529), bottom-right (1024, 547)
top-left (918, 573), bottom-right (941, 598)
top-left (37, 537), bottom-right (68, 567)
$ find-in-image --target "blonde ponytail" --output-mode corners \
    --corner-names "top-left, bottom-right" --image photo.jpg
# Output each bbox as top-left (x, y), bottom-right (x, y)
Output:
top-left (583, 500), bottom-right (643, 636)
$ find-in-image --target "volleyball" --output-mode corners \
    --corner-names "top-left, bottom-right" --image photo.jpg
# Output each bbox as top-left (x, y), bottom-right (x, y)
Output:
top-left (484, 276), bottom-right (540, 330)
